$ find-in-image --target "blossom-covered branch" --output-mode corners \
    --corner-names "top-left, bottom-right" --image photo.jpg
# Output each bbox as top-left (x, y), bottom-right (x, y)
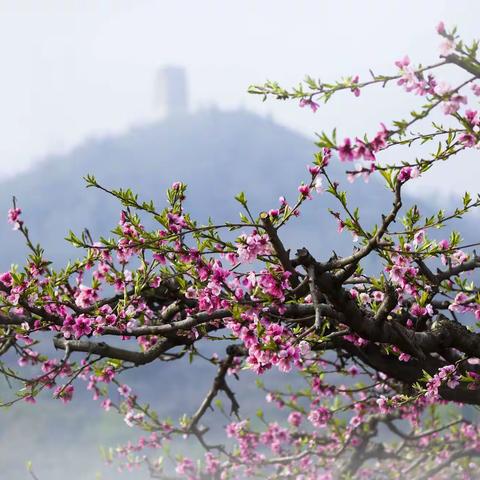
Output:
top-left (2, 22), bottom-right (480, 480)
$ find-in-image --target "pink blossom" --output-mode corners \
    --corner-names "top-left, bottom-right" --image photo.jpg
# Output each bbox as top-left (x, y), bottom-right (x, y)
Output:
top-left (465, 109), bottom-right (479, 126)
top-left (348, 365), bottom-right (359, 376)
top-left (438, 239), bottom-right (450, 250)
top-left (73, 315), bottom-right (93, 338)
top-left (308, 406), bottom-right (331, 428)
top-left (359, 292), bottom-right (370, 304)
top-left (175, 458), bottom-right (196, 476)
top-left (442, 94), bottom-right (467, 115)
top-left (471, 83), bottom-right (480, 96)
top-left (394, 55), bottom-right (410, 69)
top-left (426, 365), bottom-right (460, 399)
top-left (350, 75), bottom-right (361, 97)
top-left (153, 252), bottom-right (166, 264)
top-left (298, 340), bottom-right (310, 355)
top-left (338, 138), bottom-right (355, 162)
top-left (410, 303), bottom-right (432, 317)
top-left (118, 384), bottom-right (132, 398)
top-left (451, 250), bottom-right (468, 266)
top-left (322, 148), bottom-right (332, 166)
top-left (258, 270), bottom-right (289, 302)
top-left (439, 38), bottom-right (455, 57)
top-left (459, 133), bottom-right (476, 148)
top-left (349, 415), bottom-right (362, 428)
top-left (354, 138), bottom-right (375, 161)
top-left (449, 292), bottom-right (471, 313)
top-left (372, 123), bottom-right (389, 151)
top-left (166, 212), bottom-right (187, 233)
top-left (413, 229), bottom-right (425, 246)
top-left (376, 395), bottom-right (392, 414)
top-left (288, 411), bottom-right (303, 428)
top-left (204, 452), bottom-right (220, 475)
top-left (7, 207), bottom-right (22, 230)
top-left (434, 81), bottom-right (452, 96)
top-left (24, 394), bottom-right (36, 404)
top-left (0, 271), bottom-right (13, 287)
top-left (314, 177), bottom-right (324, 193)
top-left (74, 284), bottom-right (98, 308)
top-left (398, 166), bottom-right (420, 183)
top-left (372, 291), bottom-right (384, 302)
top-left (399, 352), bottom-right (411, 362)
top-left (389, 265), bottom-right (405, 283)
top-left (124, 410), bottom-right (144, 427)
top-left (99, 366), bottom-right (116, 383)
top-left (299, 98), bottom-right (319, 112)
top-left (61, 315), bottom-right (75, 339)
top-left (236, 232), bottom-right (272, 263)
top-left (53, 385), bottom-right (74, 404)
top-left (298, 184), bottom-right (312, 199)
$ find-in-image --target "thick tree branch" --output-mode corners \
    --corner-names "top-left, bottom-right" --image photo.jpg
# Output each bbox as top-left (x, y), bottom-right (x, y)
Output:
top-left (323, 181), bottom-right (402, 271)
top-left (188, 353), bottom-right (239, 433)
top-left (53, 336), bottom-right (178, 366)
top-left (261, 212), bottom-right (300, 287)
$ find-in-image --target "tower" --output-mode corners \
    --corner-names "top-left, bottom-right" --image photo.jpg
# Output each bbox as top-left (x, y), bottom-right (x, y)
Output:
top-left (155, 66), bottom-right (188, 118)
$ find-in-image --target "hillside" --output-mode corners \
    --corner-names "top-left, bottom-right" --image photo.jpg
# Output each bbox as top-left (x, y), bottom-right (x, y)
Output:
top-left (0, 108), bottom-right (395, 269)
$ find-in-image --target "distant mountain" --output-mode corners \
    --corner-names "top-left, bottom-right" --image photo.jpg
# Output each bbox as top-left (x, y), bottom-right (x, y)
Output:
top-left (0, 109), bottom-right (472, 479)
top-left (0, 108), bottom-right (396, 269)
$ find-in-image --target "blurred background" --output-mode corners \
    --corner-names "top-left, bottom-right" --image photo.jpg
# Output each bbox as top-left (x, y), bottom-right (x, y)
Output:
top-left (0, 1), bottom-right (479, 478)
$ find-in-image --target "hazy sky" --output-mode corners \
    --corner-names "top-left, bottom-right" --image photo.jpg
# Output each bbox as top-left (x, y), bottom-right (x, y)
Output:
top-left (1, 1), bottom-right (479, 199)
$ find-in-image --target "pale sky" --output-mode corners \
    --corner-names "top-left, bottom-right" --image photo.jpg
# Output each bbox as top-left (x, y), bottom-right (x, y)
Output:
top-left (0, 1), bottom-right (479, 200)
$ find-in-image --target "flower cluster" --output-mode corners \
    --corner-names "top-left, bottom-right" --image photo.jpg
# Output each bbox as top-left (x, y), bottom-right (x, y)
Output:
top-left (337, 124), bottom-right (389, 163)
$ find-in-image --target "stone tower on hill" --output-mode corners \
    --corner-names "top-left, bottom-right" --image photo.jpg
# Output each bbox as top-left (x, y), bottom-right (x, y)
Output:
top-left (155, 66), bottom-right (188, 118)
